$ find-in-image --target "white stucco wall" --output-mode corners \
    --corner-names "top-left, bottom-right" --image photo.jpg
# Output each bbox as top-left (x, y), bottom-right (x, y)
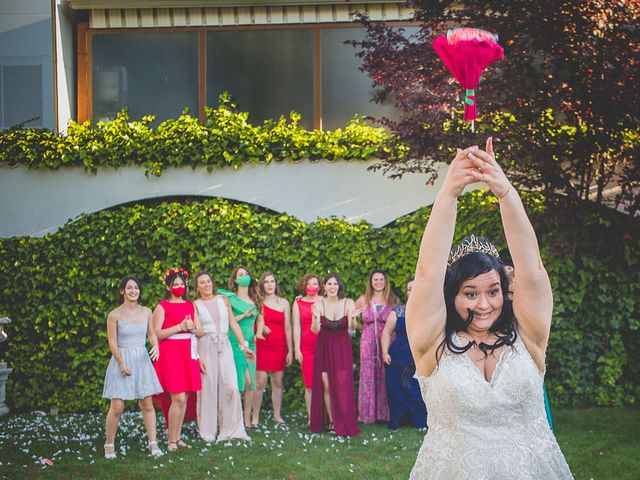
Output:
top-left (0, 161), bottom-right (455, 238)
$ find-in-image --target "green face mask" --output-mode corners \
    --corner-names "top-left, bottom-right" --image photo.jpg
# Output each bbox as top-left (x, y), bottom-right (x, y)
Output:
top-left (236, 274), bottom-right (252, 287)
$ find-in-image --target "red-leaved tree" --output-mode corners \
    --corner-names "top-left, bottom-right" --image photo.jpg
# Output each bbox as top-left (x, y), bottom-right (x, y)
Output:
top-left (353, 0), bottom-right (640, 216)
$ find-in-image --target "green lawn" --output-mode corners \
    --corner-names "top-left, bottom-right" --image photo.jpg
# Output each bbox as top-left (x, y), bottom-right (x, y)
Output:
top-left (1, 407), bottom-right (638, 479)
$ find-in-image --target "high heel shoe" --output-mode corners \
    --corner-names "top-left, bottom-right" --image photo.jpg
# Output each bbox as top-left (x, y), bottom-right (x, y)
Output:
top-left (176, 438), bottom-right (192, 449)
top-left (104, 443), bottom-right (116, 459)
top-left (148, 440), bottom-right (163, 457)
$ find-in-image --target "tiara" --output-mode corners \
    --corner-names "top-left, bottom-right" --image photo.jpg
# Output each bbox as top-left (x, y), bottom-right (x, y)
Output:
top-left (447, 235), bottom-right (500, 266)
top-left (163, 267), bottom-right (190, 283)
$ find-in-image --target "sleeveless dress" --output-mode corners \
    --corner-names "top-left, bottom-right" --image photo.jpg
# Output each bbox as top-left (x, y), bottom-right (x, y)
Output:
top-left (102, 317), bottom-right (163, 400)
top-left (153, 300), bottom-right (201, 393)
top-left (358, 303), bottom-right (392, 424)
top-left (153, 300), bottom-right (201, 430)
top-left (309, 301), bottom-right (360, 437)
top-left (297, 299), bottom-right (318, 389)
top-left (385, 304), bottom-right (427, 429)
top-left (195, 297), bottom-right (249, 442)
top-left (256, 304), bottom-right (288, 372)
top-left (219, 289), bottom-right (257, 392)
top-left (410, 333), bottom-right (573, 479)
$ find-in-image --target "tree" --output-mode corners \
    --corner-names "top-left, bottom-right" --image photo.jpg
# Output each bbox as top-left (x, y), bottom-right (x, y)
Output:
top-left (353, 0), bottom-right (640, 216)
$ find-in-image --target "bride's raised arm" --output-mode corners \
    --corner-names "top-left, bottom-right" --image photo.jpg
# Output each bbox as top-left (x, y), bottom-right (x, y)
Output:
top-left (467, 138), bottom-right (553, 367)
top-left (407, 146), bottom-right (479, 376)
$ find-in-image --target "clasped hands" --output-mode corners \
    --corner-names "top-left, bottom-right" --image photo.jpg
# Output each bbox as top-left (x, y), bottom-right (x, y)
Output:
top-left (442, 137), bottom-right (512, 200)
top-left (179, 315), bottom-right (195, 332)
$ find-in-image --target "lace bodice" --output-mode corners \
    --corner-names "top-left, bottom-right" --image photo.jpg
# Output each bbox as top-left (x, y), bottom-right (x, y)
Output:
top-left (410, 333), bottom-right (573, 479)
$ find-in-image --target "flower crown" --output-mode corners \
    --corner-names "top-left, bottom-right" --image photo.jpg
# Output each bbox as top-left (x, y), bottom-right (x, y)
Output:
top-left (163, 267), bottom-right (190, 284)
top-left (447, 235), bottom-right (500, 267)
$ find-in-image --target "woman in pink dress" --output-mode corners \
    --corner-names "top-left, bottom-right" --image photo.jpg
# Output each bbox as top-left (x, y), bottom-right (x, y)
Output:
top-left (354, 270), bottom-right (399, 424)
top-left (253, 272), bottom-right (292, 426)
top-left (292, 273), bottom-right (322, 421)
top-left (309, 273), bottom-right (360, 437)
top-left (152, 268), bottom-right (204, 451)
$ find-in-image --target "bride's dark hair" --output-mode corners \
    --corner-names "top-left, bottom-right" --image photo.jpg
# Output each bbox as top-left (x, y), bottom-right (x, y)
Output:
top-left (436, 251), bottom-right (517, 365)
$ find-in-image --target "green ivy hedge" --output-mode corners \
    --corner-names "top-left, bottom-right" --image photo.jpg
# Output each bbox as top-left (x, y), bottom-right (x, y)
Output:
top-left (0, 191), bottom-right (638, 413)
top-left (0, 94), bottom-right (407, 177)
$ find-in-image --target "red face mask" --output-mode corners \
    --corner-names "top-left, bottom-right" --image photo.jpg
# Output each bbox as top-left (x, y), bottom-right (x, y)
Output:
top-left (306, 285), bottom-right (320, 296)
top-left (171, 286), bottom-right (186, 297)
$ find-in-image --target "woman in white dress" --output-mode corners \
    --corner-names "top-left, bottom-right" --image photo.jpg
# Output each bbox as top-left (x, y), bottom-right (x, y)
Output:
top-left (194, 271), bottom-right (253, 442)
top-left (406, 139), bottom-right (573, 479)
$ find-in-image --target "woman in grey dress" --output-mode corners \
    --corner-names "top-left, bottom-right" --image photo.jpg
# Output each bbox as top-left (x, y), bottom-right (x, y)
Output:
top-left (103, 276), bottom-right (164, 459)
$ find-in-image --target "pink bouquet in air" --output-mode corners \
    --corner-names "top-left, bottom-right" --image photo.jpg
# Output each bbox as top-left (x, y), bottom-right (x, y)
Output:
top-left (432, 27), bottom-right (504, 131)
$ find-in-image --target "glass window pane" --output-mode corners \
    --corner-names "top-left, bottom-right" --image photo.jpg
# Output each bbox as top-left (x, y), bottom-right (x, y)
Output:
top-left (2, 65), bottom-right (42, 127)
top-left (92, 33), bottom-right (198, 124)
top-left (321, 27), bottom-right (418, 131)
top-left (207, 29), bottom-right (314, 129)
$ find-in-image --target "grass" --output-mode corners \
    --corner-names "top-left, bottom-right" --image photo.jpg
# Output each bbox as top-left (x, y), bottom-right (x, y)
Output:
top-left (1, 407), bottom-right (638, 479)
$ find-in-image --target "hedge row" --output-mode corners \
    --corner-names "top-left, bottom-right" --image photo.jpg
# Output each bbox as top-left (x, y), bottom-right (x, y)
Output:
top-left (0, 191), bottom-right (638, 412)
top-left (0, 94), bottom-right (407, 177)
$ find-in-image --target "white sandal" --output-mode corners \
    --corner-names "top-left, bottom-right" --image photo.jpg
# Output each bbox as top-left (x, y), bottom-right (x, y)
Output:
top-left (148, 440), bottom-right (163, 457)
top-left (104, 443), bottom-right (116, 459)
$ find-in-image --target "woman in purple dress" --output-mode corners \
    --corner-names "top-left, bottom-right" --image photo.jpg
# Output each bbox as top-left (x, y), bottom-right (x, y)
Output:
top-left (309, 273), bottom-right (360, 437)
top-left (354, 270), bottom-right (399, 424)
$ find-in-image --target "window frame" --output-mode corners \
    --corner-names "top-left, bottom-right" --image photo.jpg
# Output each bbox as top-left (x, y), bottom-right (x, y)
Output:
top-left (77, 20), bottom-right (418, 129)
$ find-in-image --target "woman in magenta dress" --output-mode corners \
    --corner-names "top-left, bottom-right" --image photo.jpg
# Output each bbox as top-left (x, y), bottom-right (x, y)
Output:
top-left (253, 272), bottom-right (292, 426)
top-left (292, 273), bottom-right (322, 421)
top-left (354, 270), bottom-right (399, 424)
top-left (309, 273), bottom-right (360, 437)
top-left (152, 268), bottom-right (204, 451)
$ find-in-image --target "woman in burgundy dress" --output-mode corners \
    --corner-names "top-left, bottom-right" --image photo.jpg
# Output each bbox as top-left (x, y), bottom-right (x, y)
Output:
top-left (309, 273), bottom-right (360, 437)
top-left (254, 272), bottom-right (292, 426)
top-left (152, 268), bottom-right (204, 451)
top-left (292, 273), bottom-right (322, 421)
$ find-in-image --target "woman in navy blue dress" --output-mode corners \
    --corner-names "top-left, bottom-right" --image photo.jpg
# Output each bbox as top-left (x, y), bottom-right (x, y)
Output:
top-left (381, 279), bottom-right (427, 429)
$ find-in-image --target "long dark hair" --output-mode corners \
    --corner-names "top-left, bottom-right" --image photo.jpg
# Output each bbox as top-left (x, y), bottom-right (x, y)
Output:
top-left (436, 251), bottom-right (517, 364)
top-left (323, 273), bottom-right (346, 299)
top-left (164, 271), bottom-right (189, 300)
top-left (119, 276), bottom-right (142, 303)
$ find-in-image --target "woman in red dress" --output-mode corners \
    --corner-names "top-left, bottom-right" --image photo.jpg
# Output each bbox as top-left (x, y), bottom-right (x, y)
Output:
top-left (152, 268), bottom-right (204, 451)
top-left (292, 273), bottom-right (322, 421)
top-left (253, 272), bottom-right (292, 426)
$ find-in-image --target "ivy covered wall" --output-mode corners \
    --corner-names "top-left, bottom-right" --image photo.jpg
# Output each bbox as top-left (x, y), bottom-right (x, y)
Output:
top-left (1, 191), bottom-right (638, 412)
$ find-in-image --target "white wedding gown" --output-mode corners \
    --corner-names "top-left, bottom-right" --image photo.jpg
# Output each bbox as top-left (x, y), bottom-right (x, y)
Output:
top-left (410, 334), bottom-right (573, 479)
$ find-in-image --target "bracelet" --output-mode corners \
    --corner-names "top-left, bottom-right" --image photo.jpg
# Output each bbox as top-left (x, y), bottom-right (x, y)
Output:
top-left (497, 185), bottom-right (512, 199)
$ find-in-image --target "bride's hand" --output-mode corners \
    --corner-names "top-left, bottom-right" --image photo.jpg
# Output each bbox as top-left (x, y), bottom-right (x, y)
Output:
top-left (466, 137), bottom-right (512, 199)
top-left (440, 146), bottom-right (484, 198)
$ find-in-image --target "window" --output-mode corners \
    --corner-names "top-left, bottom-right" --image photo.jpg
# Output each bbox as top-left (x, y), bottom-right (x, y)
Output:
top-left (86, 25), bottom-right (416, 129)
top-left (207, 29), bottom-right (314, 129)
top-left (92, 33), bottom-right (198, 124)
top-left (1, 65), bottom-right (42, 128)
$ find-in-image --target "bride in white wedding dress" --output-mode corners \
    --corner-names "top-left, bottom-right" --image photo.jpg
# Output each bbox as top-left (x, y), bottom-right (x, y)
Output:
top-left (406, 139), bottom-right (573, 479)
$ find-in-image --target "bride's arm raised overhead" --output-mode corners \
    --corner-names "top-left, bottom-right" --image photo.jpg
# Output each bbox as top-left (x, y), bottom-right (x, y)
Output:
top-left (406, 146), bottom-right (480, 377)
top-left (466, 138), bottom-right (552, 371)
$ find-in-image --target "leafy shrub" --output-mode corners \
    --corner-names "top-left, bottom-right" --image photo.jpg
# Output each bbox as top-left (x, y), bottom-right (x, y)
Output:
top-left (0, 93), bottom-right (407, 176)
top-left (0, 191), bottom-right (637, 412)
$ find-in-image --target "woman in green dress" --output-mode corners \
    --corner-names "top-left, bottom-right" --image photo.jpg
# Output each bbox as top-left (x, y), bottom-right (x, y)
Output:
top-left (219, 266), bottom-right (260, 429)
